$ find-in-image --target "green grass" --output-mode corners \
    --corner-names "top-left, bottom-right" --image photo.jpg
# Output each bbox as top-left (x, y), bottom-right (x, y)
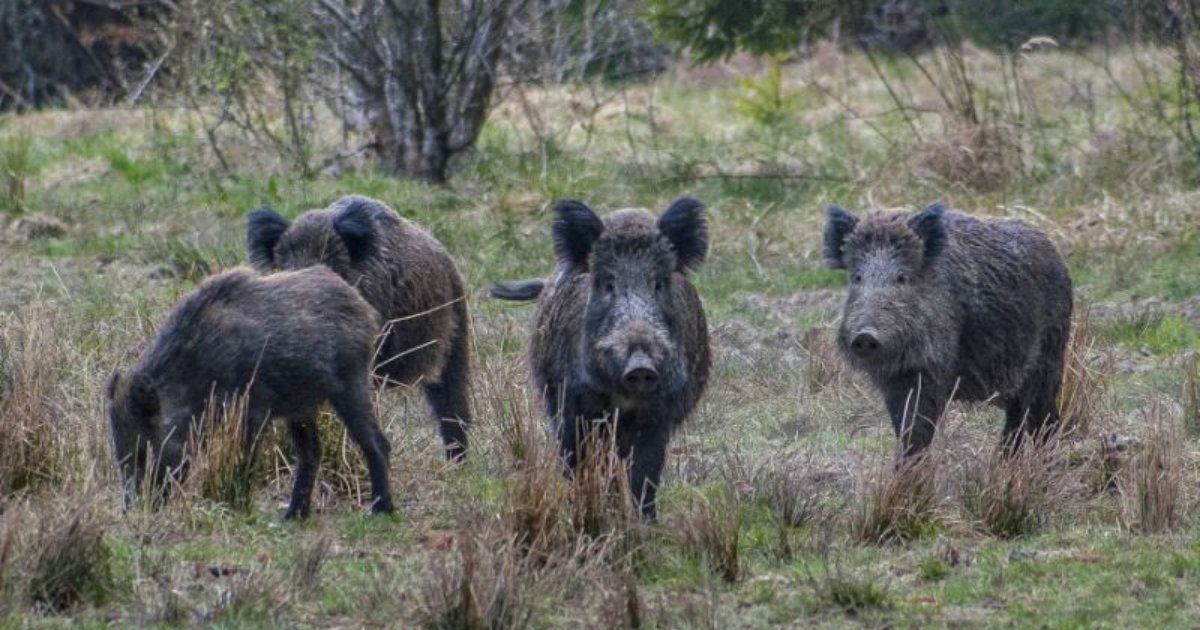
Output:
top-left (3, 43), bottom-right (1200, 627)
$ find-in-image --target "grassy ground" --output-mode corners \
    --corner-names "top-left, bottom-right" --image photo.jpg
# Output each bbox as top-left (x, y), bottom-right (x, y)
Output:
top-left (2, 43), bottom-right (1200, 627)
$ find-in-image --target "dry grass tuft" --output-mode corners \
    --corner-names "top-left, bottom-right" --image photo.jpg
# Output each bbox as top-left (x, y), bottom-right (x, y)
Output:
top-left (1122, 417), bottom-right (1186, 534)
top-left (910, 123), bottom-right (1024, 191)
top-left (417, 519), bottom-right (535, 630)
top-left (0, 494), bottom-right (113, 613)
top-left (501, 415), bottom-right (572, 558)
top-left (266, 402), bottom-right (381, 511)
top-left (1058, 311), bottom-right (1111, 436)
top-left (570, 420), bottom-right (637, 541)
top-left (959, 431), bottom-right (1072, 539)
top-left (803, 553), bottom-right (892, 616)
top-left (1183, 352), bottom-right (1200, 437)
top-left (290, 534), bottom-right (333, 594)
top-left (672, 486), bottom-right (742, 583)
top-left (0, 313), bottom-right (81, 494)
top-left (851, 455), bottom-right (940, 545)
top-left (800, 326), bottom-right (843, 392)
top-left (180, 390), bottom-right (267, 513)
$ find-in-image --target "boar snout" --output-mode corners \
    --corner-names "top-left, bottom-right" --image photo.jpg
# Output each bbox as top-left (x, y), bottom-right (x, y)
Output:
top-left (622, 351), bottom-right (659, 393)
top-left (849, 328), bottom-right (882, 359)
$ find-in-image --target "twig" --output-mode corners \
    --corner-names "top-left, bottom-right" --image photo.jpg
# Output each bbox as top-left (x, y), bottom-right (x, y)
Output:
top-left (128, 46), bottom-right (172, 105)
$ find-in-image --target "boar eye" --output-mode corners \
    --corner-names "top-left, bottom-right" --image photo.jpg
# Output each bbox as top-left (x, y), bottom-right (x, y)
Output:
top-left (654, 279), bottom-right (663, 292)
top-left (852, 273), bottom-right (862, 284)
top-left (604, 281), bottom-right (615, 294)
top-left (897, 274), bottom-right (908, 285)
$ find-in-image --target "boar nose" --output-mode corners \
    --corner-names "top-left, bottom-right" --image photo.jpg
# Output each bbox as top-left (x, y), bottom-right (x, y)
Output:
top-left (622, 352), bottom-right (659, 392)
top-left (850, 329), bottom-right (881, 358)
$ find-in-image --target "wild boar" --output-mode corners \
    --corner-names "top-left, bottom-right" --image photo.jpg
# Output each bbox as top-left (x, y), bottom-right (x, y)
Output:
top-left (824, 202), bottom-right (1073, 454)
top-left (491, 198), bottom-right (711, 519)
top-left (106, 266), bottom-right (393, 519)
top-left (247, 195), bottom-right (472, 461)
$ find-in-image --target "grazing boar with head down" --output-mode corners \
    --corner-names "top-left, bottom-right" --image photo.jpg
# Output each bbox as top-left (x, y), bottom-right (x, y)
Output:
top-left (824, 202), bottom-right (1073, 455)
top-left (106, 266), bottom-right (393, 519)
top-left (491, 198), bottom-right (711, 519)
top-left (246, 195), bottom-right (472, 461)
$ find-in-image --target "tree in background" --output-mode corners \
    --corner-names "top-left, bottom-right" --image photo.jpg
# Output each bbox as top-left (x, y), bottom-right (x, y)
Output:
top-left (313, 0), bottom-right (524, 184)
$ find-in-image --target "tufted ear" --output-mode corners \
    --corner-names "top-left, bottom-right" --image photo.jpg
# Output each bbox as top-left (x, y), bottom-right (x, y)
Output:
top-left (105, 370), bottom-right (121, 401)
top-left (823, 204), bottom-right (859, 269)
top-left (908, 202), bottom-right (947, 262)
top-left (246, 207), bottom-right (290, 270)
top-left (333, 199), bottom-right (378, 262)
top-left (658, 197), bottom-right (708, 272)
top-left (552, 200), bottom-right (605, 268)
top-left (126, 372), bottom-right (159, 418)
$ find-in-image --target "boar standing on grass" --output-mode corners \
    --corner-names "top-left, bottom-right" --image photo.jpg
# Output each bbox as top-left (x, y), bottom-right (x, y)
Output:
top-left (824, 202), bottom-right (1073, 455)
top-left (106, 267), bottom-right (393, 519)
top-left (246, 195), bottom-right (473, 461)
top-left (491, 198), bottom-right (711, 519)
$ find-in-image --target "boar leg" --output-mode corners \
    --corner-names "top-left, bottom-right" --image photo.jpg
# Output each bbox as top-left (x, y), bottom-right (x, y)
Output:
top-left (626, 424), bottom-right (671, 520)
top-left (1003, 325), bottom-right (1067, 453)
top-left (884, 373), bottom-right (945, 457)
top-left (424, 327), bottom-right (472, 462)
top-left (284, 413), bottom-right (322, 520)
top-left (331, 384), bottom-right (395, 514)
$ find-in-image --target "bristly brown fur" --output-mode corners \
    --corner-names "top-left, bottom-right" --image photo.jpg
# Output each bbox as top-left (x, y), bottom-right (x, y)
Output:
top-left (247, 195), bottom-right (473, 461)
top-left (107, 266), bottom-right (393, 519)
top-left (506, 198), bottom-right (711, 520)
top-left (825, 203), bottom-right (1073, 457)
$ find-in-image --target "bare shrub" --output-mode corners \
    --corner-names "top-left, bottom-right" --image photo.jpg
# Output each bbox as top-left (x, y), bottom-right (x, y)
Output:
top-left (958, 431), bottom-right (1072, 539)
top-left (0, 312), bottom-right (80, 494)
top-left (1058, 311), bottom-right (1112, 436)
top-left (1122, 419), bottom-right (1186, 534)
top-left (851, 456), bottom-right (939, 545)
top-left (671, 486), bottom-right (742, 583)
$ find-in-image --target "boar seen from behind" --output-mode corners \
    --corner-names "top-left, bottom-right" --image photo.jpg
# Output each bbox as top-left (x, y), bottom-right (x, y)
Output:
top-left (246, 195), bottom-right (472, 461)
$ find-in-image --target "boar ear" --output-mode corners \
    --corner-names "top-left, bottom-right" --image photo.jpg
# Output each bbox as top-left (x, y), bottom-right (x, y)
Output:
top-left (658, 197), bottom-right (708, 271)
top-left (823, 204), bottom-right (859, 269)
top-left (333, 200), bottom-right (378, 263)
top-left (105, 370), bottom-right (121, 401)
top-left (908, 202), bottom-right (947, 262)
top-left (552, 200), bottom-right (604, 268)
top-left (127, 373), bottom-right (159, 417)
top-left (247, 207), bottom-right (289, 270)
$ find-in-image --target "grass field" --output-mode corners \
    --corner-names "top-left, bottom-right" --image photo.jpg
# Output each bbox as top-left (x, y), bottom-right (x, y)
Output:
top-left (2, 43), bottom-right (1200, 627)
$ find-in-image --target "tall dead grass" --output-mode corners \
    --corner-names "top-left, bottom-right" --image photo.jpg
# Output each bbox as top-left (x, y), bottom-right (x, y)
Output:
top-left (1183, 352), bottom-right (1200, 437)
top-left (958, 430), bottom-right (1076, 539)
top-left (0, 312), bottom-right (86, 495)
top-left (1058, 311), bottom-right (1111, 436)
top-left (1121, 413), bottom-right (1187, 534)
top-left (178, 390), bottom-right (267, 513)
top-left (851, 455), bottom-right (940, 545)
top-left (0, 492), bottom-right (113, 614)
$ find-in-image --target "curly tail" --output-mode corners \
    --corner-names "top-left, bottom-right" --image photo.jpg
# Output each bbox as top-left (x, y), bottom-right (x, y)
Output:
top-left (489, 279), bottom-right (545, 302)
